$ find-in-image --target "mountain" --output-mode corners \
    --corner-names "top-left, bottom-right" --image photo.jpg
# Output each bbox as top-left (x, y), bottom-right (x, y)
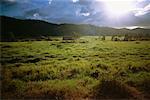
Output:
top-left (1, 16), bottom-right (150, 41)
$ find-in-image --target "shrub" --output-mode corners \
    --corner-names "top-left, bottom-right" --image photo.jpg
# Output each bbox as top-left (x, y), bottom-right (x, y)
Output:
top-left (90, 70), bottom-right (100, 79)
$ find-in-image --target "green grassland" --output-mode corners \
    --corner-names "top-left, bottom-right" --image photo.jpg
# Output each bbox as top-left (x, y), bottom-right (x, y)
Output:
top-left (1, 36), bottom-right (150, 99)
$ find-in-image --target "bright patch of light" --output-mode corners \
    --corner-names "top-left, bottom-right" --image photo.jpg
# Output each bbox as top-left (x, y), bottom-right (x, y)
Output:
top-left (134, 4), bottom-right (150, 16)
top-left (96, 0), bottom-right (149, 17)
top-left (81, 13), bottom-right (90, 16)
top-left (136, 0), bottom-right (146, 2)
top-left (126, 26), bottom-right (144, 29)
top-left (103, 0), bottom-right (135, 18)
top-left (33, 13), bottom-right (40, 19)
top-left (48, 0), bottom-right (53, 5)
top-left (72, 0), bottom-right (79, 3)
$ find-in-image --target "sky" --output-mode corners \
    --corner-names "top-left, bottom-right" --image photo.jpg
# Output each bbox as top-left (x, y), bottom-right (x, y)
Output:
top-left (0, 0), bottom-right (150, 28)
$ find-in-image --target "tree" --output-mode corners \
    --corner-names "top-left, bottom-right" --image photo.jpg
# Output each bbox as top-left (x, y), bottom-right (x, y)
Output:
top-left (111, 35), bottom-right (115, 41)
top-left (72, 32), bottom-right (80, 39)
top-left (102, 35), bottom-right (105, 40)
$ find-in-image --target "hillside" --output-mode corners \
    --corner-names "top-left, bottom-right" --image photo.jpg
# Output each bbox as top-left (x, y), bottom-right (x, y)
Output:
top-left (1, 16), bottom-right (150, 41)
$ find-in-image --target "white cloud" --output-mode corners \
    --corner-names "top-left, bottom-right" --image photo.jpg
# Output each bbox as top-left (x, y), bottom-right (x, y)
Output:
top-left (80, 12), bottom-right (90, 16)
top-left (48, 0), bottom-right (53, 5)
top-left (126, 26), bottom-right (144, 29)
top-left (76, 10), bottom-right (90, 17)
top-left (96, 0), bottom-right (135, 1)
top-left (72, 0), bottom-right (79, 3)
top-left (136, 0), bottom-right (146, 2)
top-left (33, 13), bottom-right (39, 18)
top-left (2, 0), bottom-right (150, 27)
top-left (134, 4), bottom-right (150, 16)
top-left (32, 13), bottom-right (43, 20)
top-left (145, 3), bottom-right (150, 11)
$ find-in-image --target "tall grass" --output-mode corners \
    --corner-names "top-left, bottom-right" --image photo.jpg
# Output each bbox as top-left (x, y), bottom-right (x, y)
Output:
top-left (1, 36), bottom-right (150, 99)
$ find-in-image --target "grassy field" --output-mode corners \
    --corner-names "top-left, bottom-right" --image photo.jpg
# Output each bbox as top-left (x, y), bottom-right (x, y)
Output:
top-left (1, 36), bottom-right (150, 99)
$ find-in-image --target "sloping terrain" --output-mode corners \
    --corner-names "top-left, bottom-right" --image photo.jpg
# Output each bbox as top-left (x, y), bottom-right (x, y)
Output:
top-left (1, 16), bottom-right (150, 41)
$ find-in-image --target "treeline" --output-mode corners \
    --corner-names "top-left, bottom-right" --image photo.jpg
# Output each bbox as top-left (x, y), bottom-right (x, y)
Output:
top-left (99, 34), bottom-right (150, 41)
top-left (1, 16), bottom-right (150, 41)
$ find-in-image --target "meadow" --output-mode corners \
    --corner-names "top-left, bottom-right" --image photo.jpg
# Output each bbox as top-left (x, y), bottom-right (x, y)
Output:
top-left (1, 36), bottom-right (150, 99)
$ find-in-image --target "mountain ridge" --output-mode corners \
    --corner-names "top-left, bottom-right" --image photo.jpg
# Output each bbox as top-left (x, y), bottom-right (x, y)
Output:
top-left (1, 16), bottom-right (150, 41)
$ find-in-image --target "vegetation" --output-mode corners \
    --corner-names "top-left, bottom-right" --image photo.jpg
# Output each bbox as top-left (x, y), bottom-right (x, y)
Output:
top-left (1, 16), bottom-right (150, 42)
top-left (1, 36), bottom-right (150, 99)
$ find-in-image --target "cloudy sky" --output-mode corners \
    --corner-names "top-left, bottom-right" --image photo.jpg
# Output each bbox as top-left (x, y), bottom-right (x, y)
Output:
top-left (1, 0), bottom-right (150, 28)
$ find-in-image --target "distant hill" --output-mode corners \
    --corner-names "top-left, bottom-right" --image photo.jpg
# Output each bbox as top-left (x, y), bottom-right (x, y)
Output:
top-left (1, 16), bottom-right (150, 41)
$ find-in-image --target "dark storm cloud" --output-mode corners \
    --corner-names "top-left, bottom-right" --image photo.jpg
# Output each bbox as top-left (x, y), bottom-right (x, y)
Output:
top-left (0, 0), bottom-right (150, 28)
top-left (1, 0), bottom-right (17, 6)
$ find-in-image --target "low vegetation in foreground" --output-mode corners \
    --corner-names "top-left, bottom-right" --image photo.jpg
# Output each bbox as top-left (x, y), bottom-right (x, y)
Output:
top-left (1, 36), bottom-right (150, 99)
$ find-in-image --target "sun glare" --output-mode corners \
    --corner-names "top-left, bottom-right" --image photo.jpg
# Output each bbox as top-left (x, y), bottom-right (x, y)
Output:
top-left (101, 0), bottom-right (135, 18)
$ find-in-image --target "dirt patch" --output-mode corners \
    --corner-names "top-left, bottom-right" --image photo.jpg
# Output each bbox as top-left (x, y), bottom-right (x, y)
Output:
top-left (93, 79), bottom-right (143, 99)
